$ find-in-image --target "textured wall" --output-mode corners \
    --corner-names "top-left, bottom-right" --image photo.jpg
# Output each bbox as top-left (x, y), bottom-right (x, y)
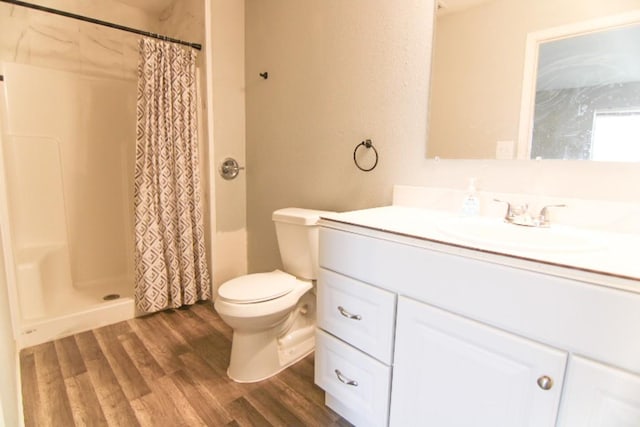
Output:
top-left (245, 0), bottom-right (435, 272)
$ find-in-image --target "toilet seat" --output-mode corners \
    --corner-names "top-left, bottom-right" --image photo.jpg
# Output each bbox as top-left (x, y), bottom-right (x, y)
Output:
top-left (217, 270), bottom-right (297, 304)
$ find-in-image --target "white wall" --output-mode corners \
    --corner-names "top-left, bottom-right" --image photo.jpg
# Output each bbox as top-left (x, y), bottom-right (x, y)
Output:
top-left (245, 0), bottom-right (640, 273)
top-left (0, 229), bottom-right (19, 427)
top-left (246, 0), bottom-right (435, 272)
top-left (208, 0), bottom-right (247, 288)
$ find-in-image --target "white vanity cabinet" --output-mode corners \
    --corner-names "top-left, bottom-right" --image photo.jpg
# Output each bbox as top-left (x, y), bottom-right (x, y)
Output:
top-left (316, 223), bottom-right (640, 427)
top-left (558, 356), bottom-right (640, 426)
top-left (391, 297), bottom-right (566, 426)
top-left (314, 268), bottom-right (396, 426)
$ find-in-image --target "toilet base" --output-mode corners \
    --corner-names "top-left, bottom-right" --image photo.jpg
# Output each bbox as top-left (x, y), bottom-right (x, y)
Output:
top-left (278, 324), bottom-right (315, 368)
top-left (227, 324), bottom-right (315, 383)
top-left (223, 290), bottom-right (317, 383)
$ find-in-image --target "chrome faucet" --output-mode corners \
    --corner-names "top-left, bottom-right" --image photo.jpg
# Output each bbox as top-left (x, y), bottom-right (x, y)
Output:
top-left (494, 199), bottom-right (566, 227)
top-left (537, 204), bottom-right (567, 227)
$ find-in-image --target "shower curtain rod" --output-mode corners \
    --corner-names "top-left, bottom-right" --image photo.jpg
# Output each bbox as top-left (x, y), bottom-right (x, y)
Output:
top-left (0, 0), bottom-right (202, 50)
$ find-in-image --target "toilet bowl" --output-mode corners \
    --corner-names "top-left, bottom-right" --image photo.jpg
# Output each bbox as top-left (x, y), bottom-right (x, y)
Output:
top-left (214, 208), bottom-right (332, 383)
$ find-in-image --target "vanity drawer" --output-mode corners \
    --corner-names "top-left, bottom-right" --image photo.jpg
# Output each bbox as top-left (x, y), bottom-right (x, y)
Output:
top-left (315, 329), bottom-right (391, 427)
top-left (318, 268), bottom-right (396, 364)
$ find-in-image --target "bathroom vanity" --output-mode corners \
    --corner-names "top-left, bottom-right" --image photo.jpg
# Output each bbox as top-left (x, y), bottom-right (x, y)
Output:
top-left (314, 187), bottom-right (640, 426)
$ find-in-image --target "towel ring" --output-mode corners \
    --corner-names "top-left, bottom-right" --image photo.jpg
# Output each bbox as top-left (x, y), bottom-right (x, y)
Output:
top-left (353, 139), bottom-right (378, 172)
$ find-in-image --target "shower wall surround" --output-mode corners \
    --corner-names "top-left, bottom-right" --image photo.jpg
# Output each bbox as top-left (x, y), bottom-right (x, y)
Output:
top-left (158, 0), bottom-right (204, 49)
top-left (3, 62), bottom-right (137, 288)
top-left (0, 0), bottom-right (159, 79)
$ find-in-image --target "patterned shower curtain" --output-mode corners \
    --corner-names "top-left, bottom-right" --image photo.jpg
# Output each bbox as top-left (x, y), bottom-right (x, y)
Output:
top-left (134, 38), bottom-right (211, 313)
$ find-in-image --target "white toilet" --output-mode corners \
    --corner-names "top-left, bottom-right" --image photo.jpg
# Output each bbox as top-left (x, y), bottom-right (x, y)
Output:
top-left (214, 207), bottom-right (332, 383)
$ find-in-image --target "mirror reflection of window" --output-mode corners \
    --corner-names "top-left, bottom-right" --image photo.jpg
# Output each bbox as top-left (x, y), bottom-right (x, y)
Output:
top-left (530, 23), bottom-right (640, 160)
top-left (591, 110), bottom-right (640, 161)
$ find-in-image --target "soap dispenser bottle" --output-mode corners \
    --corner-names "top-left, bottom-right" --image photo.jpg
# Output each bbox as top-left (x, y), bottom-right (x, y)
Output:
top-left (461, 178), bottom-right (480, 216)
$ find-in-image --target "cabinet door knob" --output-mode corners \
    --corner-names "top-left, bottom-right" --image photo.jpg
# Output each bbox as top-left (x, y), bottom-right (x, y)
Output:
top-left (537, 375), bottom-right (554, 390)
top-left (337, 306), bottom-right (362, 320)
top-left (334, 369), bottom-right (359, 387)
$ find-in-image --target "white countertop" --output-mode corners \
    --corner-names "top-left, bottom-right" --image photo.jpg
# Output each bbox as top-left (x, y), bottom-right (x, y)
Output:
top-left (320, 205), bottom-right (640, 294)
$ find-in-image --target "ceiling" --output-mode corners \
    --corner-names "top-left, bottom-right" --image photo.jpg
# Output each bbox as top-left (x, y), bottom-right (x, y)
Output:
top-left (114, 0), bottom-right (174, 16)
top-left (118, 0), bottom-right (486, 20)
top-left (119, 0), bottom-right (485, 19)
top-left (437, 0), bottom-right (494, 16)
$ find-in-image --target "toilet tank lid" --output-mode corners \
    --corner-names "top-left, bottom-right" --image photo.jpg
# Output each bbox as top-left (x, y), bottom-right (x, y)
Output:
top-left (218, 270), bottom-right (297, 303)
top-left (272, 208), bottom-right (334, 225)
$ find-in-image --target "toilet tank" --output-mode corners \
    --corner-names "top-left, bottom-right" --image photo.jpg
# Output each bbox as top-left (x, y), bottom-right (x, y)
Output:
top-left (272, 208), bottom-right (333, 280)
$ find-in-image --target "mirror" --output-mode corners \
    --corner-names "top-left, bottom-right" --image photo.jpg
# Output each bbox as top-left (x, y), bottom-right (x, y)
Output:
top-left (427, 0), bottom-right (640, 160)
top-left (520, 18), bottom-right (640, 161)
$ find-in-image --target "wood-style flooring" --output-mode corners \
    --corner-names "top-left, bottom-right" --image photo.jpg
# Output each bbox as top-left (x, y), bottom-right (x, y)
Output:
top-left (20, 302), bottom-right (351, 426)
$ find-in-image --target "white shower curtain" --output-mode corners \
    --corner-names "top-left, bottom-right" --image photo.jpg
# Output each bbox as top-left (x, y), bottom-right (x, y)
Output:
top-left (134, 38), bottom-right (210, 313)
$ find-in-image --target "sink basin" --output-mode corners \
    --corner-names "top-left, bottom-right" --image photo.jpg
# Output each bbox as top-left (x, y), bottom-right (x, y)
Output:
top-left (437, 217), bottom-right (604, 253)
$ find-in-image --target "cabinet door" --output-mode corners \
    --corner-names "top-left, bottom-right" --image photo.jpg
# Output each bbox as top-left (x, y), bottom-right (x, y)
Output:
top-left (558, 355), bottom-right (640, 426)
top-left (389, 297), bottom-right (567, 427)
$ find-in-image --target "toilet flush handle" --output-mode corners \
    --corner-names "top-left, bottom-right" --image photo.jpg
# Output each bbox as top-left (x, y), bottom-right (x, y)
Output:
top-left (338, 306), bottom-right (362, 321)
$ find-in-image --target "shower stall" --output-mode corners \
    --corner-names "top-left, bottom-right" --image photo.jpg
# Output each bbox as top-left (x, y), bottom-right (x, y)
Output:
top-left (0, 0), bottom-right (209, 349)
top-left (0, 62), bottom-right (137, 347)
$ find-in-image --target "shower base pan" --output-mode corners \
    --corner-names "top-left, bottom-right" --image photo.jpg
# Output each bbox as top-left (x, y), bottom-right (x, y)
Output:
top-left (18, 282), bottom-right (135, 349)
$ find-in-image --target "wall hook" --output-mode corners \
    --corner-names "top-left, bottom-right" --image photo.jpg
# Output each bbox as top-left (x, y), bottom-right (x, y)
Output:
top-left (259, 72), bottom-right (269, 80)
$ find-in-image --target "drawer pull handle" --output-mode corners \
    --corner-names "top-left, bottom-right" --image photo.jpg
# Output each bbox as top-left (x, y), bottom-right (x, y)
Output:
top-left (537, 375), bottom-right (554, 390)
top-left (335, 369), bottom-right (359, 387)
top-left (338, 306), bottom-right (362, 320)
